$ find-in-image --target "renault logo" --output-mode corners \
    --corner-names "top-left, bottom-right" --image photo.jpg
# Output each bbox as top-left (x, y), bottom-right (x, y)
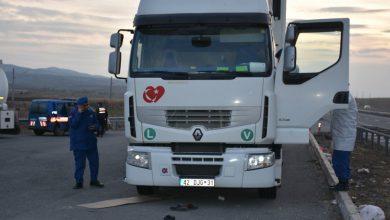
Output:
top-left (192, 128), bottom-right (203, 141)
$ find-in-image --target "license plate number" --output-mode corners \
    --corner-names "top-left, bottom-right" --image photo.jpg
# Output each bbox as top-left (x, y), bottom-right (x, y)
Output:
top-left (180, 178), bottom-right (215, 187)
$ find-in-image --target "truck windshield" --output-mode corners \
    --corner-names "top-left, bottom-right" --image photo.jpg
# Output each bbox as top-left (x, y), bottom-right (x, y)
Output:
top-left (131, 25), bottom-right (271, 78)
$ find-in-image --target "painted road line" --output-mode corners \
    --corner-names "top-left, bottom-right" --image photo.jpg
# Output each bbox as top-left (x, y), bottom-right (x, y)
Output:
top-left (78, 196), bottom-right (161, 209)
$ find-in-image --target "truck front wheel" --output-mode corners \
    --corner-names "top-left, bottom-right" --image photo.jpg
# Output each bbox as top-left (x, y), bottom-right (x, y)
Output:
top-left (258, 187), bottom-right (277, 199)
top-left (136, 186), bottom-right (155, 195)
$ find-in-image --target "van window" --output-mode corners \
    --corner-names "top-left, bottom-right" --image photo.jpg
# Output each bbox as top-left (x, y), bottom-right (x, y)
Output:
top-left (30, 102), bottom-right (48, 114)
top-left (56, 103), bottom-right (68, 115)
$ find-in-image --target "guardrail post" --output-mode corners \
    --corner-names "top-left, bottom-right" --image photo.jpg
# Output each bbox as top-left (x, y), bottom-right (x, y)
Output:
top-left (357, 128), bottom-right (363, 143)
top-left (386, 137), bottom-right (389, 155)
top-left (364, 131), bottom-right (368, 144)
top-left (377, 135), bottom-right (382, 150)
top-left (371, 132), bottom-right (375, 148)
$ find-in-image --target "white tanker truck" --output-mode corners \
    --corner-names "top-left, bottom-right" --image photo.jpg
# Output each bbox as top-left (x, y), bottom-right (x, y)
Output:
top-left (0, 60), bottom-right (17, 134)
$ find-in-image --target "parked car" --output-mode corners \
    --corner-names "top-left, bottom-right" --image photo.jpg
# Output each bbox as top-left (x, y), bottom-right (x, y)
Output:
top-left (28, 99), bottom-right (76, 136)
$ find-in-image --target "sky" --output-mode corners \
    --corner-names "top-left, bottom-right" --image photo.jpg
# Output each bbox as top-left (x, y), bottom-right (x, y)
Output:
top-left (0, 0), bottom-right (389, 97)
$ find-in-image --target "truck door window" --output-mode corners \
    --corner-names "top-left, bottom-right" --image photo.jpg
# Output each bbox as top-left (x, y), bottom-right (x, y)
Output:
top-left (295, 31), bottom-right (341, 73)
top-left (283, 22), bottom-right (344, 85)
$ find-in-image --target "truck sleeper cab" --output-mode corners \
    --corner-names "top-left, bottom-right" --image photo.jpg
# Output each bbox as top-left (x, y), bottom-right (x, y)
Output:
top-left (108, 0), bottom-right (350, 199)
top-left (28, 99), bottom-right (75, 136)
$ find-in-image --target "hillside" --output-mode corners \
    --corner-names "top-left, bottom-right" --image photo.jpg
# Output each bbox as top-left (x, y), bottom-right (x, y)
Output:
top-left (2, 64), bottom-right (126, 99)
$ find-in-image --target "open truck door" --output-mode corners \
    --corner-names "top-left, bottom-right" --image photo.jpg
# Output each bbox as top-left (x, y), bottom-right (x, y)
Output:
top-left (275, 18), bottom-right (350, 144)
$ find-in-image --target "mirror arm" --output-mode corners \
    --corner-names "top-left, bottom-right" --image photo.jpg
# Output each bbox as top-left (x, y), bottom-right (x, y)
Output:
top-left (114, 73), bottom-right (127, 82)
top-left (112, 29), bottom-right (134, 82)
top-left (118, 29), bottom-right (134, 34)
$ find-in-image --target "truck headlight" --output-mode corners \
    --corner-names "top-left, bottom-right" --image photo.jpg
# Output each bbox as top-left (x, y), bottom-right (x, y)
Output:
top-left (127, 151), bottom-right (151, 169)
top-left (247, 153), bottom-right (275, 170)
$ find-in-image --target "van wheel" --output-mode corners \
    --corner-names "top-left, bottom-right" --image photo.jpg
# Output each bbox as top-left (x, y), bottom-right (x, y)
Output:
top-left (53, 125), bottom-right (65, 136)
top-left (136, 186), bottom-right (155, 195)
top-left (258, 187), bottom-right (277, 199)
top-left (33, 130), bottom-right (45, 136)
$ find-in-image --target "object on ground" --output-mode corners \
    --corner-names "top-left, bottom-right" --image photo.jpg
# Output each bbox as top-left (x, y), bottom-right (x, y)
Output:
top-left (218, 196), bottom-right (225, 201)
top-left (357, 168), bottom-right (370, 174)
top-left (78, 196), bottom-right (161, 209)
top-left (170, 203), bottom-right (198, 212)
top-left (359, 205), bottom-right (385, 220)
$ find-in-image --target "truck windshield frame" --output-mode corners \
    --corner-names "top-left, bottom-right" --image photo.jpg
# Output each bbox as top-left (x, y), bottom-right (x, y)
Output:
top-left (129, 24), bottom-right (272, 80)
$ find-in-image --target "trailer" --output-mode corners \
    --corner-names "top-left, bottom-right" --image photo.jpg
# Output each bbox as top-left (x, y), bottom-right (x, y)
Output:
top-left (107, 0), bottom-right (350, 198)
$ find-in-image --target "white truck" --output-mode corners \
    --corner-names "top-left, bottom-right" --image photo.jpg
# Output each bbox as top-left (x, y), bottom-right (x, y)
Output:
top-left (0, 60), bottom-right (17, 134)
top-left (108, 0), bottom-right (350, 198)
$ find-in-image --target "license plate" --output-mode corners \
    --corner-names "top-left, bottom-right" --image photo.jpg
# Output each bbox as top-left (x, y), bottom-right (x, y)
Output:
top-left (180, 178), bottom-right (215, 187)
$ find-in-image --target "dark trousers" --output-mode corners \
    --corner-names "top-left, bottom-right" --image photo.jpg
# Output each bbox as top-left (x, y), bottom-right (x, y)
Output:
top-left (73, 148), bottom-right (99, 184)
top-left (97, 121), bottom-right (105, 136)
top-left (332, 150), bottom-right (351, 182)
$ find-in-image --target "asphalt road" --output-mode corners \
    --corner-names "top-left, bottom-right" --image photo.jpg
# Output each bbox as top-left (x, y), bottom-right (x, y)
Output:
top-left (359, 113), bottom-right (390, 130)
top-left (0, 131), bottom-right (340, 220)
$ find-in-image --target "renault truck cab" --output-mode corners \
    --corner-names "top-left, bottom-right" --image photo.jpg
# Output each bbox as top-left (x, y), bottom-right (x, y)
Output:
top-left (108, 0), bottom-right (350, 198)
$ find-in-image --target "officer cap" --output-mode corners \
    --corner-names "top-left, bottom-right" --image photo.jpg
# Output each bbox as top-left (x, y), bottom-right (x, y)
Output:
top-left (76, 97), bottom-right (88, 105)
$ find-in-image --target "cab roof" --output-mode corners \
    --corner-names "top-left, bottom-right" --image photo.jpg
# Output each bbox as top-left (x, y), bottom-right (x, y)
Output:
top-left (137, 0), bottom-right (270, 15)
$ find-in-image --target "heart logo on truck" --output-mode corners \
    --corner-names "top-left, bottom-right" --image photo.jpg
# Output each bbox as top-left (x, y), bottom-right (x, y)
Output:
top-left (143, 86), bottom-right (165, 103)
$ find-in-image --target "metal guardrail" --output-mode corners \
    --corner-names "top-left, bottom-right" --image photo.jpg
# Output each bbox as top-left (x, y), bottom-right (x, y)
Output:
top-left (359, 110), bottom-right (390, 118)
top-left (357, 125), bottom-right (390, 155)
top-left (108, 117), bottom-right (124, 130)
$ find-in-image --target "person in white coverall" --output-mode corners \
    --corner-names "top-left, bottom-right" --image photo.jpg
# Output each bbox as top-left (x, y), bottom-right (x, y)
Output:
top-left (330, 93), bottom-right (358, 191)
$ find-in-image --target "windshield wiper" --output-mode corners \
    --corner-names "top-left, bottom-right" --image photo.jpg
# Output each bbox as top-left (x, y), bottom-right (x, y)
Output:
top-left (135, 71), bottom-right (190, 80)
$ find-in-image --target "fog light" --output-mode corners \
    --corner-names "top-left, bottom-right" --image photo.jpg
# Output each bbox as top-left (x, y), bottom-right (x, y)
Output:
top-left (247, 153), bottom-right (275, 170)
top-left (127, 151), bottom-right (151, 169)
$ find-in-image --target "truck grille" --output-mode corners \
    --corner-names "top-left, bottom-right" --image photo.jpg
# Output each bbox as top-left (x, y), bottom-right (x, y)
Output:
top-left (175, 165), bottom-right (221, 178)
top-left (166, 110), bottom-right (231, 129)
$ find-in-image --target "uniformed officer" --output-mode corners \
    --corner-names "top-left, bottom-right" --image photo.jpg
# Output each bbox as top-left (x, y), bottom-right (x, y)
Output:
top-left (330, 93), bottom-right (358, 191)
top-left (69, 97), bottom-right (104, 189)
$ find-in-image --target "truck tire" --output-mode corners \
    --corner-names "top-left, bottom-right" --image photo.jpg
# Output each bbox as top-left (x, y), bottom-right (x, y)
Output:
top-left (258, 187), bottom-right (277, 199)
top-left (53, 125), bottom-right (65, 136)
top-left (136, 186), bottom-right (155, 195)
top-left (33, 130), bottom-right (45, 136)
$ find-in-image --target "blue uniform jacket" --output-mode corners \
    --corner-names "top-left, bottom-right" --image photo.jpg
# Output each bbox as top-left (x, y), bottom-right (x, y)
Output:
top-left (69, 107), bottom-right (99, 151)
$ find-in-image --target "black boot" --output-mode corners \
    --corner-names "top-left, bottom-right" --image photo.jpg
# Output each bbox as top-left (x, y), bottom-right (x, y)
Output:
top-left (90, 180), bottom-right (104, 188)
top-left (330, 180), bottom-right (349, 191)
top-left (73, 182), bottom-right (83, 189)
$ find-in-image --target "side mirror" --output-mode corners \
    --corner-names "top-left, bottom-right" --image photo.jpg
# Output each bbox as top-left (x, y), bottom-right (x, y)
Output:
top-left (284, 46), bottom-right (296, 72)
top-left (108, 51), bottom-right (121, 75)
top-left (110, 33), bottom-right (124, 49)
top-left (285, 25), bottom-right (296, 45)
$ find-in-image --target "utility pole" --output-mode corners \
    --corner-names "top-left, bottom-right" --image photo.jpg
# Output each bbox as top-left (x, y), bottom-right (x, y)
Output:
top-left (109, 76), bottom-right (113, 101)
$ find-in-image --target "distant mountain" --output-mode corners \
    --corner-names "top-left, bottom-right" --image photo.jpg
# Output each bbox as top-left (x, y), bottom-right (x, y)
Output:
top-left (1, 64), bottom-right (126, 99)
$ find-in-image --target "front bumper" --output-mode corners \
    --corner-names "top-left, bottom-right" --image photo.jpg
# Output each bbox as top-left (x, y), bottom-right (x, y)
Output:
top-left (125, 146), bottom-right (278, 188)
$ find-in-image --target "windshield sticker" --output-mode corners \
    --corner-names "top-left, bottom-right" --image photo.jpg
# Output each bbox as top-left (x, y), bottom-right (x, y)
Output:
top-left (217, 67), bottom-right (229, 72)
top-left (143, 86), bottom-right (165, 103)
top-left (236, 66), bottom-right (249, 72)
top-left (241, 129), bottom-right (254, 142)
top-left (144, 128), bottom-right (156, 140)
